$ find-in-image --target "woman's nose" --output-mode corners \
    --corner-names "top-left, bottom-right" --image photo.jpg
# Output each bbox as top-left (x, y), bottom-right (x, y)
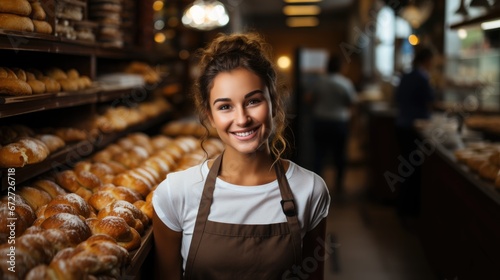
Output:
top-left (236, 109), bottom-right (251, 126)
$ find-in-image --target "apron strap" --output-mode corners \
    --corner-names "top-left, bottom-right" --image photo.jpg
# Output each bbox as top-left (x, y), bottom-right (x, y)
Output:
top-left (274, 160), bottom-right (302, 266)
top-left (184, 154), bottom-right (222, 279)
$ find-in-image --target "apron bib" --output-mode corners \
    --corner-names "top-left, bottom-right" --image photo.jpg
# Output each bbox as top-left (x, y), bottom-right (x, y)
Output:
top-left (184, 154), bottom-right (302, 279)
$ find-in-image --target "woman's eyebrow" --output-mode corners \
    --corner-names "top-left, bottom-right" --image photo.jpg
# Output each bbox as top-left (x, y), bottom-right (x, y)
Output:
top-left (213, 90), bottom-right (263, 105)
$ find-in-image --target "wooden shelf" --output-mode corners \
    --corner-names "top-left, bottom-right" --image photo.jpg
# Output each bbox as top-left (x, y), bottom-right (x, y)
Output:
top-left (450, 8), bottom-right (500, 29)
top-left (0, 31), bottom-right (152, 59)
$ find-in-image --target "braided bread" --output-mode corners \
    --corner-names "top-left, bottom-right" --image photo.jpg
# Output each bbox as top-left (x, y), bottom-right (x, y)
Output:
top-left (40, 213), bottom-right (91, 246)
top-left (97, 200), bottom-right (149, 235)
top-left (88, 184), bottom-right (142, 212)
top-left (0, 194), bottom-right (36, 243)
top-left (86, 217), bottom-right (141, 251)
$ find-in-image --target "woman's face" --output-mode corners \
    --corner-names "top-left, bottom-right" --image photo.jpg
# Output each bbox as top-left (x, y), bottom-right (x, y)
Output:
top-left (208, 68), bottom-right (273, 155)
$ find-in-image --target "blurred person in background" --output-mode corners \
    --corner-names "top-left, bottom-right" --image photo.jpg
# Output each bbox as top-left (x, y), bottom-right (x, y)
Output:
top-left (394, 46), bottom-right (436, 224)
top-left (306, 54), bottom-right (357, 199)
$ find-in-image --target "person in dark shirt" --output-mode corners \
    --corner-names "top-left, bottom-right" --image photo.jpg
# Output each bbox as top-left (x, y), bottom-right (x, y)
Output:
top-left (394, 46), bottom-right (435, 223)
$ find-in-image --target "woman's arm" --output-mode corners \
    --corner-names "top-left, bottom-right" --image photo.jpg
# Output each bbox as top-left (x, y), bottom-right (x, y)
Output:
top-left (301, 218), bottom-right (327, 280)
top-left (153, 210), bottom-right (183, 280)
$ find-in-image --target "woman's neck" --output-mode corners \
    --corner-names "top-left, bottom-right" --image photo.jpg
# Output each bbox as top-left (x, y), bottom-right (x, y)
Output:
top-left (217, 149), bottom-right (277, 186)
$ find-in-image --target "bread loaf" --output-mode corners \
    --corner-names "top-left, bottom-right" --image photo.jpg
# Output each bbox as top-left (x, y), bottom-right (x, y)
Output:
top-left (36, 193), bottom-right (94, 222)
top-left (113, 173), bottom-right (151, 198)
top-left (25, 234), bottom-right (129, 279)
top-left (97, 199), bottom-right (149, 234)
top-left (18, 186), bottom-right (52, 211)
top-left (32, 19), bottom-right (52, 34)
top-left (35, 134), bottom-right (65, 152)
top-left (86, 216), bottom-right (141, 251)
top-left (88, 184), bottom-right (142, 211)
top-left (0, 77), bottom-right (32, 96)
top-left (40, 213), bottom-right (91, 246)
top-left (32, 179), bottom-right (67, 199)
top-left (17, 137), bottom-right (50, 164)
top-left (27, 78), bottom-right (46, 94)
top-left (0, 142), bottom-right (28, 167)
top-left (0, 194), bottom-right (36, 243)
top-left (0, 13), bottom-right (34, 32)
top-left (0, 0), bottom-right (32, 16)
top-left (30, 1), bottom-right (46, 20)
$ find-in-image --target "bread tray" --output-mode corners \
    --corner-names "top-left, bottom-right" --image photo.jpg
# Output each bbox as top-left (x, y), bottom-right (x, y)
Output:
top-left (0, 92), bottom-right (56, 104)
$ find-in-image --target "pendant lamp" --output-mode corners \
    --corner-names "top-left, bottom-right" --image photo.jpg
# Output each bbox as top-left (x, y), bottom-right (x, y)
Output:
top-left (182, 0), bottom-right (230, 31)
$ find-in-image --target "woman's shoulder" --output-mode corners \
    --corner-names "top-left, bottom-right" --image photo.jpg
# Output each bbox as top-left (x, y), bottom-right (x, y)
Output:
top-left (162, 161), bottom-right (207, 187)
top-left (287, 160), bottom-right (325, 184)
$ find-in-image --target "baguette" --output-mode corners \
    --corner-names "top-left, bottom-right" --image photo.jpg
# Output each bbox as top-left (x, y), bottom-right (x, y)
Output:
top-left (0, 13), bottom-right (34, 32)
top-left (0, 0), bottom-right (32, 16)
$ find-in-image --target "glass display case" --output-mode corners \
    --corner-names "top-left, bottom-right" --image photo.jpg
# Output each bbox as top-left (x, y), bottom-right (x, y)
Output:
top-left (444, 0), bottom-right (500, 111)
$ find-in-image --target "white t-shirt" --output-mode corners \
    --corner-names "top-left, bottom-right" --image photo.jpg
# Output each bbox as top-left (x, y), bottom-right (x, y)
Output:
top-left (153, 160), bottom-right (330, 270)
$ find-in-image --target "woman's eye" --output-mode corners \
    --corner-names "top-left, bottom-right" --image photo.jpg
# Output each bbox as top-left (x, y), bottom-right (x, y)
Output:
top-left (247, 99), bottom-right (261, 106)
top-left (218, 104), bottom-right (230, 110)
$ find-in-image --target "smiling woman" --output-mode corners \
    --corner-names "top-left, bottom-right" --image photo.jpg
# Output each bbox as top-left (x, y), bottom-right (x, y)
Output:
top-left (152, 32), bottom-right (331, 280)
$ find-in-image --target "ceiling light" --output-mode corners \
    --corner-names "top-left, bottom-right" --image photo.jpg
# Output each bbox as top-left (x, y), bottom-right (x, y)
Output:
top-left (182, 0), bottom-right (229, 31)
top-left (286, 17), bottom-right (319, 27)
top-left (284, 0), bottom-right (322, 3)
top-left (283, 5), bottom-right (320, 16)
top-left (481, 19), bottom-right (500, 30)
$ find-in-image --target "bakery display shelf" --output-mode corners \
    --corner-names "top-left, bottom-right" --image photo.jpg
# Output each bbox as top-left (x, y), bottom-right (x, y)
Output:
top-left (95, 110), bottom-right (173, 149)
top-left (0, 92), bottom-right (56, 104)
top-left (98, 86), bottom-right (145, 103)
top-left (0, 89), bottom-right (99, 118)
top-left (124, 226), bottom-right (153, 278)
top-left (0, 31), bottom-right (149, 59)
top-left (0, 140), bottom-right (93, 192)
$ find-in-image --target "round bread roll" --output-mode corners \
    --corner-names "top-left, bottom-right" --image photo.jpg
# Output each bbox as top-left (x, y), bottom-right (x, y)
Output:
top-left (32, 19), bottom-right (52, 34)
top-left (0, 0), bottom-right (32, 16)
top-left (66, 68), bottom-right (79, 79)
top-left (27, 79), bottom-right (46, 94)
top-left (45, 68), bottom-right (67, 80)
top-left (35, 134), bottom-right (65, 152)
top-left (54, 127), bottom-right (87, 142)
top-left (39, 76), bottom-right (61, 93)
top-left (30, 1), bottom-right (46, 20)
top-left (57, 78), bottom-right (79, 92)
top-left (0, 13), bottom-right (34, 32)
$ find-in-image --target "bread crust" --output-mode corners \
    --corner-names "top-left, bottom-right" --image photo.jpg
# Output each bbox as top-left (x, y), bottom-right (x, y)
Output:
top-left (0, 0), bottom-right (32, 16)
top-left (0, 13), bottom-right (34, 32)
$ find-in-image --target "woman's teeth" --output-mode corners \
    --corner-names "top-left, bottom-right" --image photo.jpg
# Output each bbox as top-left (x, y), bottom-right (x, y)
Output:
top-left (235, 130), bottom-right (255, 137)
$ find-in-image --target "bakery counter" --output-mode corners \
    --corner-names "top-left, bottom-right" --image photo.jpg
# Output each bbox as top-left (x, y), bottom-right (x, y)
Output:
top-left (418, 128), bottom-right (500, 279)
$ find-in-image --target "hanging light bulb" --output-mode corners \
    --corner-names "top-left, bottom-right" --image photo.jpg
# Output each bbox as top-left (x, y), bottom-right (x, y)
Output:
top-left (182, 0), bottom-right (229, 31)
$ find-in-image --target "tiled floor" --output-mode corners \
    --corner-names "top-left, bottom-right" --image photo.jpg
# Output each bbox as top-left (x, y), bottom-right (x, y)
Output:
top-left (321, 164), bottom-right (438, 280)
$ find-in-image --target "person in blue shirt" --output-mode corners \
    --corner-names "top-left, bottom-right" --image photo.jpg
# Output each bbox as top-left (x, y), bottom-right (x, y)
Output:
top-left (394, 46), bottom-right (436, 223)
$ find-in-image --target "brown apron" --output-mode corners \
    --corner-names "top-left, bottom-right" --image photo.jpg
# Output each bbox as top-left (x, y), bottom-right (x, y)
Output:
top-left (184, 154), bottom-right (302, 280)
